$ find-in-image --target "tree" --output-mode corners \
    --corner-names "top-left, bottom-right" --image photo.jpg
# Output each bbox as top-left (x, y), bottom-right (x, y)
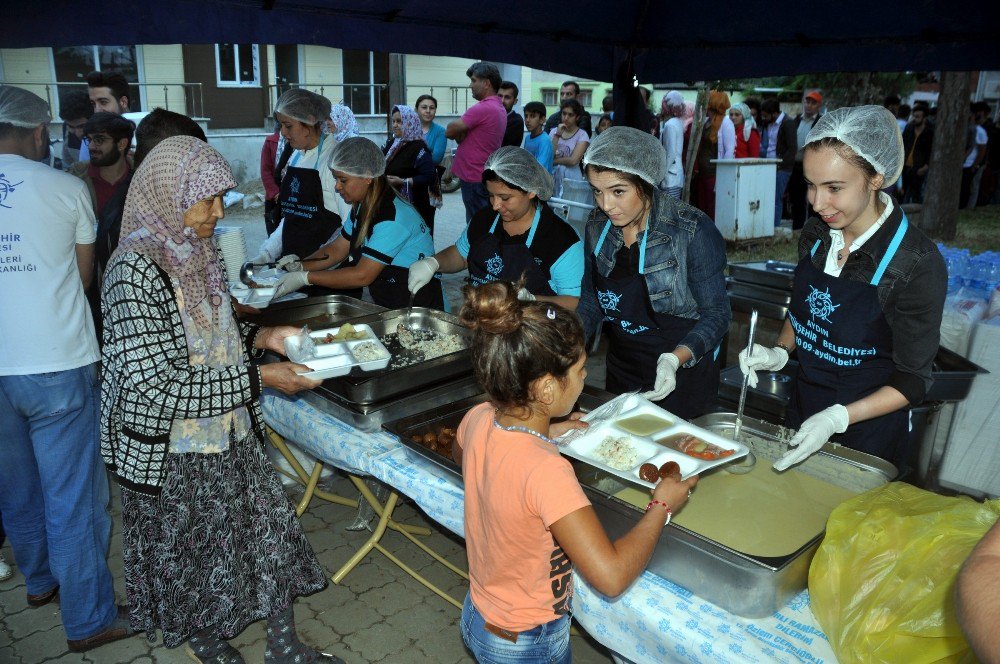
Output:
top-left (723, 72), bottom-right (920, 109)
top-left (922, 71), bottom-right (970, 240)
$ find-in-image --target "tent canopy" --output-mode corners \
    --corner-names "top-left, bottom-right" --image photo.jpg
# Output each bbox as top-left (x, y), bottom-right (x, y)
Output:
top-left (4, 1), bottom-right (999, 82)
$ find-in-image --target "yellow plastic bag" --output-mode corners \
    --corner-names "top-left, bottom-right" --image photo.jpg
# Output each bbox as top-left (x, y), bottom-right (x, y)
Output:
top-left (809, 481), bottom-right (1000, 664)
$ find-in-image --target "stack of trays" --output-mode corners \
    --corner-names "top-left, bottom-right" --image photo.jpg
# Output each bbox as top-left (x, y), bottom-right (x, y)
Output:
top-left (214, 225), bottom-right (247, 283)
top-left (558, 396), bottom-right (749, 486)
top-left (285, 323), bottom-right (391, 380)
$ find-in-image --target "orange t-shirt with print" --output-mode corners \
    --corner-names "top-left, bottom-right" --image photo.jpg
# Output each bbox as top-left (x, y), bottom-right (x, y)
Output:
top-left (457, 402), bottom-right (592, 632)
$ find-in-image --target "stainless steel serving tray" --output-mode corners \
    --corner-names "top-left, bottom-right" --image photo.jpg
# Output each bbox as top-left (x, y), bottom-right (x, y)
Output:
top-left (728, 260), bottom-right (796, 291)
top-left (241, 294), bottom-right (386, 328)
top-left (305, 375), bottom-right (483, 433)
top-left (381, 386), bottom-right (614, 480)
top-left (317, 307), bottom-right (473, 405)
top-left (582, 412), bottom-right (896, 617)
top-left (726, 277), bottom-right (793, 306)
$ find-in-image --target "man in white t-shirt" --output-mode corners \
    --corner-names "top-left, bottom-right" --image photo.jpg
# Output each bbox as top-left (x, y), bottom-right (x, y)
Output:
top-left (961, 103), bottom-right (990, 209)
top-left (0, 86), bottom-right (137, 652)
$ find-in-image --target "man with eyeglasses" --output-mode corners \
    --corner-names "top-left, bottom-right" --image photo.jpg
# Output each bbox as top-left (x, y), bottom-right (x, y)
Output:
top-left (72, 113), bottom-right (134, 218)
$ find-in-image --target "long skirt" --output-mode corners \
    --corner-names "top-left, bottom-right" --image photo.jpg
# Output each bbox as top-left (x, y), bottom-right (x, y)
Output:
top-left (119, 430), bottom-right (327, 648)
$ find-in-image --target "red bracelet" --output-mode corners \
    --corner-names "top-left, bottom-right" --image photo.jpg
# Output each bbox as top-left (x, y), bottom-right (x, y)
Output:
top-left (645, 500), bottom-right (673, 526)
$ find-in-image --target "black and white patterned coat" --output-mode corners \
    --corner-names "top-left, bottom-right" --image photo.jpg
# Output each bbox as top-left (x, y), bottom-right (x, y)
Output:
top-left (100, 252), bottom-right (265, 495)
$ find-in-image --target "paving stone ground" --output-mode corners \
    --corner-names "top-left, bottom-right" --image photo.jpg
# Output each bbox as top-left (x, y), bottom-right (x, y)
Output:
top-left (0, 472), bottom-right (613, 663)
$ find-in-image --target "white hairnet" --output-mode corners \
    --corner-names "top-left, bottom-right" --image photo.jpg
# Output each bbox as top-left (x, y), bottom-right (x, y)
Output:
top-left (484, 146), bottom-right (554, 200)
top-left (0, 86), bottom-right (51, 128)
top-left (328, 136), bottom-right (386, 178)
top-left (805, 105), bottom-right (904, 187)
top-left (273, 88), bottom-right (332, 126)
top-left (583, 125), bottom-right (666, 186)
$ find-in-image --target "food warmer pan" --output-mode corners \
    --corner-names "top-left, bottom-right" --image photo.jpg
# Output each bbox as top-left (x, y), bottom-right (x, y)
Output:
top-left (242, 294), bottom-right (386, 328)
top-left (383, 390), bottom-right (896, 618)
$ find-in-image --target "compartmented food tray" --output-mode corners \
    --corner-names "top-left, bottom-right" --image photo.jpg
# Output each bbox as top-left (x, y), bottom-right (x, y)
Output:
top-left (241, 294), bottom-right (386, 328)
top-left (559, 398), bottom-right (749, 486)
top-left (286, 323), bottom-right (391, 379)
top-left (317, 307), bottom-right (473, 405)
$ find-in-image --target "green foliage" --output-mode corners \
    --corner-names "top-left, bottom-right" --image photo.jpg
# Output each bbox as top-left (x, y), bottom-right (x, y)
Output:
top-left (711, 72), bottom-right (920, 108)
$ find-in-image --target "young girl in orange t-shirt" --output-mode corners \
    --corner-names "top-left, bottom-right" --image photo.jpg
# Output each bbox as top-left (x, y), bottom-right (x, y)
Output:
top-left (454, 281), bottom-right (697, 663)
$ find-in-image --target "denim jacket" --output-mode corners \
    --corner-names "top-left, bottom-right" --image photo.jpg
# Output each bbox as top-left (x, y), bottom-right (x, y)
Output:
top-left (577, 191), bottom-right (730, 366)
top-left (798, 198), bottom-right (947, 405)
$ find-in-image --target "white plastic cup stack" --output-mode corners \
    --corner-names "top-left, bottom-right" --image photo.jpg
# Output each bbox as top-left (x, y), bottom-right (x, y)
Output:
top-left (214, 226), bottom-right (247, 283)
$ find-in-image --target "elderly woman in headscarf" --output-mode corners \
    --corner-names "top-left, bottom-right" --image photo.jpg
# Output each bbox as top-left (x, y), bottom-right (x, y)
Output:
top-left (659, 91), bottom-right (686, 199)
top-left (383, 104), bottom-right (440, 230)
top-left (407, 146), bottom-right (584, 310)
top-left (327, 104), bottom-right (359, 143)
top-left (100, 136), bottom-right (342, 663)
top-left (692, 90), bottom-right (736, 218)
top-left (728, 102), bottom-right (761, 159)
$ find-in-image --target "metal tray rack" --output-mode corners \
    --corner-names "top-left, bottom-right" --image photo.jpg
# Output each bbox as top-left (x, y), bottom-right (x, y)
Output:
top-left (315, 307), bottom-right (474, 405)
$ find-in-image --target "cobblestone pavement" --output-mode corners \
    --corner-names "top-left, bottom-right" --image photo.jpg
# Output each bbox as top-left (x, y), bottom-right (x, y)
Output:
top-left (0, 472), bottom-right (613, 663)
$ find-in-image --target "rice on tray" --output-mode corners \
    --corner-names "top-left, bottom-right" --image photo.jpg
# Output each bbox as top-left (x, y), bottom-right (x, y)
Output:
top-left (594, 436), bottom-right (639, 471)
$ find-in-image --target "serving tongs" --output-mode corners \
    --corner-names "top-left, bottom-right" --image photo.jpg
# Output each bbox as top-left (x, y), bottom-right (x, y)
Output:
top-left (725, 309), bottom-right (759, 474)
top-left (238, 255), bottom-right (328, 286)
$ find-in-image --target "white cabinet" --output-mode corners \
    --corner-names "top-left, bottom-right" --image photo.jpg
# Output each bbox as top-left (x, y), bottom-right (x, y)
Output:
top-left (712, 159), bottom-right (781, 241)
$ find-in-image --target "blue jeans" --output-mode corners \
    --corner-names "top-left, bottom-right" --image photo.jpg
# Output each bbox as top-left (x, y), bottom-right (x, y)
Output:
top-left (775, 169), bottom-right (791, 225)
top-left (460, 180), bottom-right (490, 224)
top-left (0, 363), bottom-right (116, 640)
top-left (461, 593), bottom-right (572, 664)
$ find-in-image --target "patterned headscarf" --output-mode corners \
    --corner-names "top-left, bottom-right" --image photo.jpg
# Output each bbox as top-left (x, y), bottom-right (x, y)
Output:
top-left (385, 105), bottom-right (424, 162)
top-left (728, 103), bottom-right (757, 142)
top-left (328, 104), bottom-right (360, 142)
top-left (116, 135), bottom-right (238, 344)
top-left (115, 135), bottom-right (247, 454)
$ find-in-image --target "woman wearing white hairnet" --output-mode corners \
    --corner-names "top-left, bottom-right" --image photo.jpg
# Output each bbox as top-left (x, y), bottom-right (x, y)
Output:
top-left (253, 89), bottom-right (347, 269)
top-left (273, 137), bottom-right (443, 309)
top-left (577, 127), bottom-right (731, 420)
top-left (407, 146), bottom-right (583, 310)
top-left (740, 106), bottom-right (946, 472)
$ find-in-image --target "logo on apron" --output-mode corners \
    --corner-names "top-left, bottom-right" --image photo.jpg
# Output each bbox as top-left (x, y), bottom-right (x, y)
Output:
top-left (806, 284), bottom-right (840, 323)
top-left (597, 289), bottom-right (622, 312)
top-left (486, 253), bottom-right (504, 276)
top-left (290, 176), bottom-right (300, 195)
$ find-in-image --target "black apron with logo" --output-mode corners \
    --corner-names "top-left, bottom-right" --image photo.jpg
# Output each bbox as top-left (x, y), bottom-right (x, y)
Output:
top-left (466, 206), bottom-right (557, 296)
top-left (786, 215), bottom-right (910, 467)
top-left (592, 221), bottom-right (718, 420)
top-left (344, 225), bottom-right (444, 311)
top-left (279, 135), bottom-right (341, 260)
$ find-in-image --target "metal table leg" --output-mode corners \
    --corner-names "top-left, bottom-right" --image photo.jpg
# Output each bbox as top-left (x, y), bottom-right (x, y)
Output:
top-left (266, 427), bottom-right (358, 515)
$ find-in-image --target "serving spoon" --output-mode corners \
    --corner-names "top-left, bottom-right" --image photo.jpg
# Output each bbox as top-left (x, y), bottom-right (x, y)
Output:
top-left (239, 255), bottom-right (328, 286)
top-left (725, 309), bottom-right (759, 474)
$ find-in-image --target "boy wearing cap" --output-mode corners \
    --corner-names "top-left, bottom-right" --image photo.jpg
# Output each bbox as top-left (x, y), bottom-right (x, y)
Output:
top-left (790, 90), bottom-right (824, 229)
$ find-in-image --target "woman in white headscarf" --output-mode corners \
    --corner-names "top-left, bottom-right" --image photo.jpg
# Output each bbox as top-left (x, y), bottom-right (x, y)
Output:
top-left (101, 136), bottom-right (342, 663)
top-left (727, 102), bottom-right (761, 159)
top-left (327, 104), bottom-right (359, 142)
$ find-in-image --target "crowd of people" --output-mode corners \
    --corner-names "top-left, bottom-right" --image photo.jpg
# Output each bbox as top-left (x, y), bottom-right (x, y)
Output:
top-left (1, 59), bottom-right (998, 664)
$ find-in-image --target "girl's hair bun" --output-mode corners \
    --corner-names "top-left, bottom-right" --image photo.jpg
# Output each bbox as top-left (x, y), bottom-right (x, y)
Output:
top-left (459, 281), bottom-right (522, 335)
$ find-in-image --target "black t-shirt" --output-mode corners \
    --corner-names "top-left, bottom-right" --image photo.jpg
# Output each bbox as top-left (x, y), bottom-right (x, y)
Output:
top-left (465, 202), bottom-right (580, 279)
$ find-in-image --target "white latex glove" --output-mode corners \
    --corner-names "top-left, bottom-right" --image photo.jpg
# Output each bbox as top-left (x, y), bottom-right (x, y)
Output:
top-left (738, 344), bottom-right (789, 389)
top-left (773, 404), bottom-right (850, 472)
top-left (273, 271), bottom-right (310, 299)
top-left (641, 353), bottom-right (681, 401)
top-left (407, 256), bottom-right (439, 294)
top-left (276, 254), bottom-right (303, 272)
top-left (517, 287), bottom-right (536, 302)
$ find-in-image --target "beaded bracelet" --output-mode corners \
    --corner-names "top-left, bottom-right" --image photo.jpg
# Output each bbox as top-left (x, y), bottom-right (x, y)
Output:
top-left (645, 499), bottom-right (672, 526)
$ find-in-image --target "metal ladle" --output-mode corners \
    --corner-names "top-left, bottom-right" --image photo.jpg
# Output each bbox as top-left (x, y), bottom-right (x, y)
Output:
top-left (725, 309), bottom-right (759, 474)
top-left (239, 255), bottom-right (328, 286)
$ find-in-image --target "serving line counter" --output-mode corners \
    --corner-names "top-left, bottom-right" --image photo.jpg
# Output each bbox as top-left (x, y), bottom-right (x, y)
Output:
top-left (261, 391), bottom-right (841, 664)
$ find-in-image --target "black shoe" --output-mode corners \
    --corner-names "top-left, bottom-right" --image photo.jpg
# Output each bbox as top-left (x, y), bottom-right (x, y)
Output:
top-left (27, 585), bottom-right (59, 607)
top-left (66, 605), bottom-right (139, 653)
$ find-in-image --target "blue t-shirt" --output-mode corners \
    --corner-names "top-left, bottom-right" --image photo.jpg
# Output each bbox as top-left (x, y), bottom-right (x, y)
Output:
top-left (522, 131), bottom-right (554, 174)
top-left (341, 194), bottom-right (435, 267)
top-left (456, 203), bottom-right (583, 296)
top-left (424, 123), bottom-right (447, 165)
